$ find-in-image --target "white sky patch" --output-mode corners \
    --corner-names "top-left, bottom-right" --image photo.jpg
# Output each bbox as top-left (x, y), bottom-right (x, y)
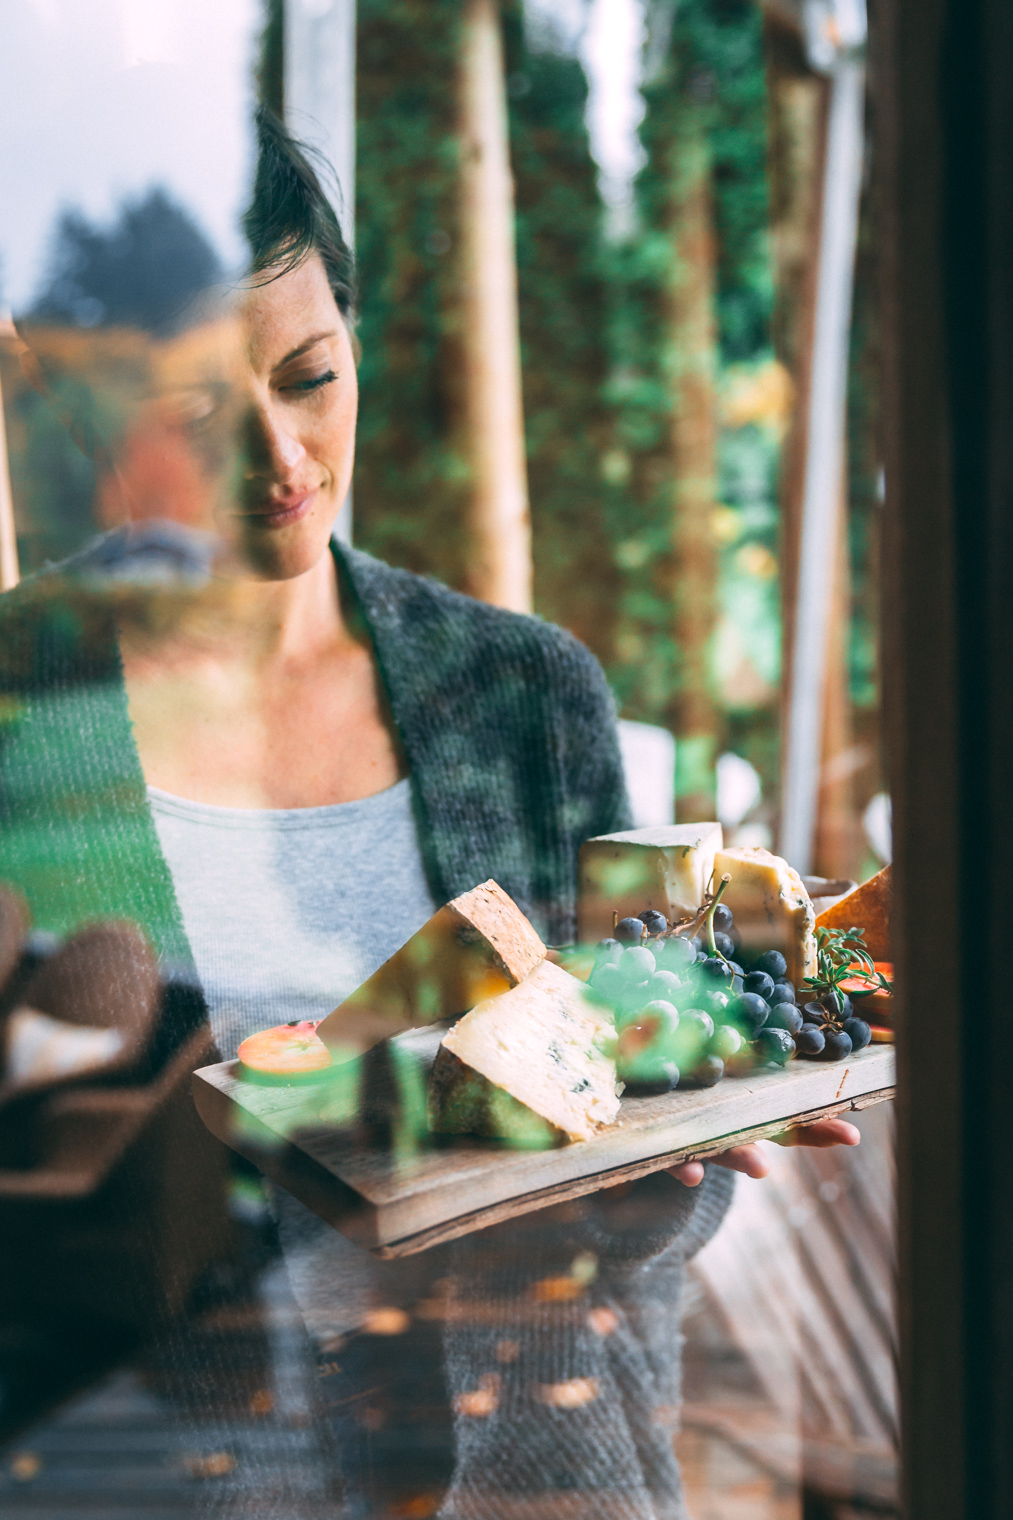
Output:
top-left (0, 0), bottom-right (259, 312)
top-left (581, 0), bottom-right (648, 236)
top-left (524, 0), bottom-right (648, 239)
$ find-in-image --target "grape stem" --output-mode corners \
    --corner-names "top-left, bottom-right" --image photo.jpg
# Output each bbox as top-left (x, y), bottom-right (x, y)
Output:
top-left (661, 873), bottom-right (732, 953)
top-left (703, 874), bottom-right (732, 960)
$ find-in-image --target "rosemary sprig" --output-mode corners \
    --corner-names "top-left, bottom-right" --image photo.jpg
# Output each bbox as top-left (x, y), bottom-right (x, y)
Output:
top-left (802, 926), bottom-right (891, 1019)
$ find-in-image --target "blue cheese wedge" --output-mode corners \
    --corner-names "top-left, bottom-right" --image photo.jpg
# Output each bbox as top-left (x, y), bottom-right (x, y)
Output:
top-left (317, 881), bottom-right (546, 1061)
top-left (430, 961), bottom-right (621, 1146)
top-left (715, 846), bottom-right (817, 986)
top-left (578, 823), bottom-right (724, 943)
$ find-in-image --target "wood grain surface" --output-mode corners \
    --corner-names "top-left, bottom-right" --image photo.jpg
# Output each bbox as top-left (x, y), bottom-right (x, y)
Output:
top-left (192, 1043), bottom-right (895, 1257)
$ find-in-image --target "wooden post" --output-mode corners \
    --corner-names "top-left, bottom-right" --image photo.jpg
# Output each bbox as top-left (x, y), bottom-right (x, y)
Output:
top-left (879, 0), bottom-right (1013, 1512)
top-left (663, 110), bottom-right (720, 822)
top-left (285, 0), bottom-right (357, 544)
top-left (458, 0), bottom-right (532, 614)
top-left (779, 49), bottom-right (865, 875)
top-left (0, 319), bottom-right (20, 591)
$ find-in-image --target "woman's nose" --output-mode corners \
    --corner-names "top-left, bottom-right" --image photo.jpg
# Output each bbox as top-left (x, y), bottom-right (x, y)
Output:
top-left (242, 400), bottom-right (307, 482)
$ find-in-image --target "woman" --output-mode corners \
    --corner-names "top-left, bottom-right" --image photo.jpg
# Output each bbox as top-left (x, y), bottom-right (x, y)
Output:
top-left (1, 111), bottom-right (857, 1517)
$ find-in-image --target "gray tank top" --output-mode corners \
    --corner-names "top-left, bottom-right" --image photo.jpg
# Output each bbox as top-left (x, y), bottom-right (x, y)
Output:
top-left (147, 777), bottom-right (438, 1059)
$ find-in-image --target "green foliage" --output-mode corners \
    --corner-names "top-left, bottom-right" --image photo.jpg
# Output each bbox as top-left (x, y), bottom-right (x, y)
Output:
top-left (353, 0), bottom-right (472, 585)
top-left (605, 0), bottom-right (776, 736)
top-left (352, 0), bottom-right (778, 785)
top-left (501, 10), bottom-right (621, 661)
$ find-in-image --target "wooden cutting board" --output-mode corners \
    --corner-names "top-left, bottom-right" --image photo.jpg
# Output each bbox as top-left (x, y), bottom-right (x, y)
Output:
top-left (192, 1037), bottom-right (894, 1258)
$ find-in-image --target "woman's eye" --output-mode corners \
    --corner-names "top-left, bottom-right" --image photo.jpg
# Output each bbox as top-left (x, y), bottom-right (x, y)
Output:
top-left (281, 369), bottom-right (338, 395)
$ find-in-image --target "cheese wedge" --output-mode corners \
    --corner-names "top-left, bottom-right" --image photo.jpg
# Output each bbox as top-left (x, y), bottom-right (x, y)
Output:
top-left (317, 881), bottom-right (546, 1060)
top-left (429, 960), bottom-right (621, 1147)
top-left (815, 865), bottom-right (891, 961)
top-left (715, 846), bottom-right (817, 987)
top-left (578, 823), bottom-right (724, 943)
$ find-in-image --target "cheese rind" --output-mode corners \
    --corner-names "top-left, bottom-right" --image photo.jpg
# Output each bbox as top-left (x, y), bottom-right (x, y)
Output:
top-left (714, 846), bottom-right (816, 986)
top-left (317, 881), bottom-right (546, 1060)
top-left (430, 960), bottom-right (620, 1146)
top-left (578, 824), bottom-right (724, 944)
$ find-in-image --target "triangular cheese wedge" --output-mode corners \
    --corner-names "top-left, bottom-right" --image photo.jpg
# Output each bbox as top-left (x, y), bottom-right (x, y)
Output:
top-left (317, 880), bottom-right (545, 1060)
top-left (430, 960), bottom-right (620, 1146)
top-left (815, 865), bottom-right (891, 961)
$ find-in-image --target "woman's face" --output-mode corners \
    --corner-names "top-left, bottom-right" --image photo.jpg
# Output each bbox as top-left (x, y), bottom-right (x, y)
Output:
top-left (231, 251), bottom-right (358, 580)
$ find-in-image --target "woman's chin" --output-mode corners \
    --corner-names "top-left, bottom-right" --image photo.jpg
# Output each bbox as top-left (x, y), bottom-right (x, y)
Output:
top-left (231, 505), bottom-right (338, 581)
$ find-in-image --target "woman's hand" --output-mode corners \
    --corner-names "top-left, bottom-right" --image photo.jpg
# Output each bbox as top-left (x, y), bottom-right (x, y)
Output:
top-left (667, 1118), bottom-right (861, 1187)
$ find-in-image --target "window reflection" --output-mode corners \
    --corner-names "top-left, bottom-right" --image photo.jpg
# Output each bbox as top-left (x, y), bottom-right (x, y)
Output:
top-left (0, 3), bottom-right (893, 1519)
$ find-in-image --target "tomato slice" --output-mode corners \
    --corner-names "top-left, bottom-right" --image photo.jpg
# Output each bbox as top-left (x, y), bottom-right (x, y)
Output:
top-left (840, 961), bottom-right (893, 1023)
top-left (237, 1020), bottom-right (333, 1080)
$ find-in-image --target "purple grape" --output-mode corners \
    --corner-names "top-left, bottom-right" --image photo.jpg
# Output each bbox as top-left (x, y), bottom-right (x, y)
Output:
top-left (711, 1025), bottom-right (743, 1059)
top-left (755, 1027), bottom-right (794, 1066)
top-left (638, 909), bottom-right (668, 936)
top-left (686, 1054), bottom-right (724, 1088)
top-left (616, 917), bottom-right (647, 944)
top-left (743, 970), bottom-right (775, 1000)
top-left (594, 937), bottom-right (622, 965)
top-left (794, 1025), bottom-right (825, 1057)
top-left (728, 992), bottom-right (770, 1034)
top-left (659, 936), bottom-right (695, 970)
top-left (766, 1002), bottom-right (803, 1035)
top-left (645, 969), bottom-right (682, 1002)
top-left (712, 903), bottom-right (734, 933)
top-left (754, 950), bottom-right (787, 980)
top-left (843, 1017), bottom-right (872, 1052)
top-left (821, 1029), bottom-right (853, 1062)
top-left (713, 932), bottom-right (736, 959)
top-left (770, 981), bottom-right (796, 1006)
top-left (699, 988), bottom-right (730, 1021)
top-left (621, 946), bottom-right (656, 981)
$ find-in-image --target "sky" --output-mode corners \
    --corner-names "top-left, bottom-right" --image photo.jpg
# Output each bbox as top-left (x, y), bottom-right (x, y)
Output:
top-left (0, 0), bottom-right (259, 314)
top-left (0, 0), bottom-right (647, 314)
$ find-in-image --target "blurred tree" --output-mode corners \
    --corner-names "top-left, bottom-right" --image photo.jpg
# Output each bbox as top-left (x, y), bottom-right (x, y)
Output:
top-left (501, 5), bottom-right (621, 660)
top-left (9, 190), bottom-right (222, 571)
top-left (29, 188), bottom-right (222, 337)
top-left (353, 0), bottom-right (777, 820)
top-left (353, 0), bottom-right (471, 586)
top-left (610, 0), bottom-right (773, 817)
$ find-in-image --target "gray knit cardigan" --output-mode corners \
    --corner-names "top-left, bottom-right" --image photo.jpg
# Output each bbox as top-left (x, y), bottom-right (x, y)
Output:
top-left (0, 540), bottom-right (734, 1518)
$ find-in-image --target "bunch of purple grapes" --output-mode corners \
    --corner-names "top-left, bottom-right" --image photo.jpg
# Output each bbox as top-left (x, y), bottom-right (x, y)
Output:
top-left (588, 903), bottom-right (871, 1094)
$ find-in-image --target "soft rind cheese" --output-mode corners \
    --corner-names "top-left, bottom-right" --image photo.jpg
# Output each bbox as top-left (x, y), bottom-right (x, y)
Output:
top-left (578, 823), bottom-right (724, 944)
top-left (715, 846), bottom-right (816, 986)
top-left (317, 881), bottom-right (546, 1061)
top-left (429, 960), bottom-right (621, 1146)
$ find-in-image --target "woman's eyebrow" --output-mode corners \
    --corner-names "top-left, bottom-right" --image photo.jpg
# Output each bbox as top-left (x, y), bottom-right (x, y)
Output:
top-left (273, 331), bottom-right (338, 369)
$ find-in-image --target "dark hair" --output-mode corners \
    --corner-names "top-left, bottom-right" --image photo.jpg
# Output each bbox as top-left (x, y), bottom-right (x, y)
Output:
top-left (243, 107), bottom-right (356, 317)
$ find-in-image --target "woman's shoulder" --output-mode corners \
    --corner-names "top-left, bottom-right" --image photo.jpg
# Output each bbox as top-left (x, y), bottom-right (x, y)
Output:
top-left (339, 544), bottom-right (611, 700)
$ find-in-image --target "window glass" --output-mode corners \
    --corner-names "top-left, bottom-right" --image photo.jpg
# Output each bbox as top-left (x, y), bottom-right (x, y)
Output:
top-left (0, 4), bottom-right (895, 1517)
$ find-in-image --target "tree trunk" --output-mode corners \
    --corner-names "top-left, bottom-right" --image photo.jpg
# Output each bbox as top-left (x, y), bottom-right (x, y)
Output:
top-left (458, 0), bottom-right (532, 613)
top-left (662, 110), bottom-right (720, 822)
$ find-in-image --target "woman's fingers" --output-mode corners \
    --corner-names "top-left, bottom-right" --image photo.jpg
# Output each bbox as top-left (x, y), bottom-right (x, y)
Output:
top-left (708, 1143), bottom-right (771, 1178)
top-left (771, 1118), bottom-right (861, 1149)
top-left (668, 1160), bottom-right (705, 1187)
top-left (669, 1120), bottom-right (861, 1187)
top-left (669, 1143), bottom-right (770, 1185)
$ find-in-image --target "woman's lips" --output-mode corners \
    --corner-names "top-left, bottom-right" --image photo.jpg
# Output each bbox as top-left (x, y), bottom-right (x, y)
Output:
top-left (239, 490), bottom-right (317, 528)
